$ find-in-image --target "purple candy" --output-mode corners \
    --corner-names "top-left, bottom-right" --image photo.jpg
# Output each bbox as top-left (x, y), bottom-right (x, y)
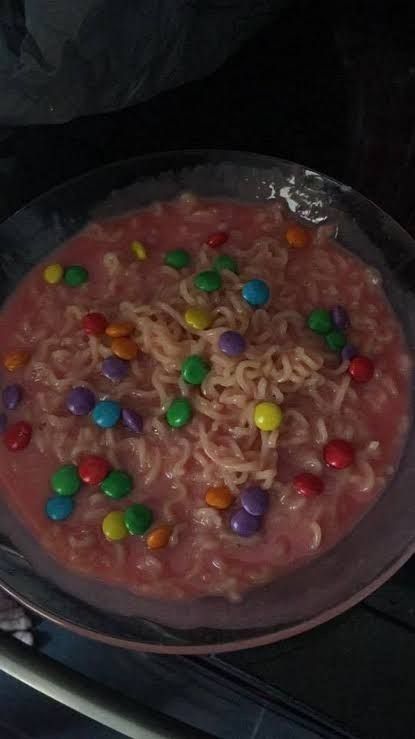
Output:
top-left (66, 386), bottom-right (96, 416)
top-left (341, 343), bottom-right (358, 362)
top-left (330, 305), bottom-right (349, 331)
top-left (230, 509), bottom-right (261, 537)
top-left (218, 330), bottom-right (246, 357)
top-left (2, 384), bottom-right (23, 411)
top-left (240, 486), bottom-right (269, 517)
top-left (122, 408), bottom-right (143, 433)
top-left (0, 413), bottom-right (7, 433)
top-left (102, 356), bottom-right (129, 382)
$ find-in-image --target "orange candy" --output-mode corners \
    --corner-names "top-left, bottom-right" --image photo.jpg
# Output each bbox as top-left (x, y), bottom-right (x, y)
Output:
top-left (105, 321), bottom-right (135, 338)
top-left (111, 337), bottom-right (139, 360)
top-left (4, 350), bottom-right (30, 372)
top-left (205, 485), bottom-right (233, 510)
top-left (285, 225), bottom-right (311, 248)
top-left (146, 525), bottom-right (172, 550)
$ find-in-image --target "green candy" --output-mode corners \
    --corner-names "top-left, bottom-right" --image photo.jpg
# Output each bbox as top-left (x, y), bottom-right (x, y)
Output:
top-left (64, 265), bottom-right (89, 287)
top-left (194, 270), bottom-right (222, 292)
top-left (100, 470), bottom-right (133, 499)
top-left (326, 330), bottom-right (347, 352)
top-left (166, 397), bottom-right (193, 428)
top-left (307, 308), bottom-right (332, 335)
top-left (213, 254), bottom-right (239, 274)
top-left (181, 355), bottom-right (210, 385)
top-left (51, 464), bottom-right (81, 497)
top-left (124, 503), bottom-right (153, 535)
top-left (164, 249), bottom-right (190, 270)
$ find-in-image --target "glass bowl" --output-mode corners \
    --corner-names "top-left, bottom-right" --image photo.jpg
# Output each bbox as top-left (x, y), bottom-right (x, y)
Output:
top-left (0, 150), bottom-right (414, 654)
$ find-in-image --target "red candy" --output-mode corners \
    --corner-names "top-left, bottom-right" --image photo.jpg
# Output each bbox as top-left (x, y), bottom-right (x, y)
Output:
top-left (348, 355), bottom-right (374, 383)
top-left (206, 231), bottom-right (228, 248)
top-left (323, 439), bottom-right (355, 470)
top-left (4, 421), bottom-right (32, 452)
top-left (79, 455), bottom-right (111, 485)
top-left (82, 312), bottom-right (108, 336)
top-left (293, 472), bottom-right (324, 497)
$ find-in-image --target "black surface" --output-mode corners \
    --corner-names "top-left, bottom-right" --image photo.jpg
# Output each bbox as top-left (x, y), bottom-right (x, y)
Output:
top-left (1, 1), bottom-right (415, 738)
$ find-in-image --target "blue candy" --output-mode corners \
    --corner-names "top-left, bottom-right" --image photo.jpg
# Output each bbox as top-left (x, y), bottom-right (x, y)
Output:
top-left (242, 279), bottom-right (270, 307)
top-left (92, 400), bottom-right (121, 429)
top-left (46, 496), bottom-right (74, 521)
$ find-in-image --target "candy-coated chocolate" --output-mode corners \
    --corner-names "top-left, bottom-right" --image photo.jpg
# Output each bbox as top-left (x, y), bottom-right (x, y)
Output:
top-left (205, 485), bottom-right (233, 509)
top-left (79, 455), bottom-right (111, 485)
top-left (67, 387), bottom-right (96, 416)
top-left (92, 400), bottom-right (121, 428)
top-left (3, 420), bottom-right (32, 451)
top-left (242, 279), bottom-right (270, 307)
top-left (254, 402), bottom-right (283, 432)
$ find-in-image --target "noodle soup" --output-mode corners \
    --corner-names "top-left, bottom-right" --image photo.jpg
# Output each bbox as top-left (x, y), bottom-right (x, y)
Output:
top-left (0, 195), bottom-right (410, 601)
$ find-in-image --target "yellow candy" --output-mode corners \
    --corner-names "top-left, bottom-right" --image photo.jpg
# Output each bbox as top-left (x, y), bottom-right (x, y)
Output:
top-left (131, 241), bottom-right (147, 261)
top-left (102, 511), bottom-right (128, 541)
top-left (184, 307), bottom-right (212, 331)
top-left (43, 263), bottom-right (64, 285)
top-left (254, 402), bottom-right (283, 432)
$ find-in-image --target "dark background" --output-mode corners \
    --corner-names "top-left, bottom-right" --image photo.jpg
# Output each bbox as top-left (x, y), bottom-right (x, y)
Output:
top-left (1, 1), bottom-right (415, 738)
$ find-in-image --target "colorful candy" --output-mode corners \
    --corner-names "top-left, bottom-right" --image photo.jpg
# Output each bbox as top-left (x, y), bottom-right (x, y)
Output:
top-left (105, 321), bottom-right (135, 338)
top-left (131, 241), bottom-right (147, 260)
top-left (194, 270), bottom-right (222, 292)
top-left (111, 337), bottom-right (139, 361)
top-left (102, 511), bottom-right (128, 541)
top-left (124, 503), bottom-right (153, 535)
top-left (101, 470), bottom-right (133, 499)
top-left (307, 308), bottom-right (332, 335)
top-left (181, 355), bottom-right (210, 385)
top-left (51, 464), bottom-right (81, 496)
top-left (0, 413), bottom-right (7, 433)
top-left (82, 312), bottom-right (108, 336)
top-left (3, 420), bottom-right (32, 451)
top-left (285, 225), bottom-right (311, 248)
top-left (293, 472), bottom-right (324, 497)
top-left (323, 439), bottom-right (355, 470)
top-left (46, 496), bottom-right (74, 521)
top-left (240, 486), bottom-right (269, 516)
top-left (325, 330), bottom-right (346, 352)
top-left (101, 356), bottom-right (129, 382)
top-left (242, 279), bottom-right (270, 307)
top-left (79, 455), bottom-right (111, 485)
top-left (331, 305), bottom-right (349, 330)
top-left (2, 384), bottom-right (23, 410)
top-left (67, 386), bottom-right (96, 416)
top-left (230, 509), bottom-right (261, 537)
top-left (184, 307), bottom-right (212, 330)
top-left (218, 330), bottom-right (246, 357)
top-left (64, 265), bottom-right (89, 287)
top-left (121, 408), bottom-right (143, 433)
top-left (4, 350), bottom-right (30, 372)
top-left (348, 355), bottom-right (374, 383)
top-left (341, 343), bottom-right (358, 362)
top-left (43, 263), bottom-right (64, 285)
top-left (92, 400), bottom-right (121, 428)
top-left (146, 525), bottom-right (172, 550)
top-left (166, 397), bottom-right (193, 428)
top-left (206, 231), bottom-right (228, 248)
top-left (213, 254), bottom-right (238, 274)
top-left (205, 485), bottom-right (234, 510)
top-left (164, 249), bottom-right (190, 270)
top-left (254, 402), bottom-right (283, 432)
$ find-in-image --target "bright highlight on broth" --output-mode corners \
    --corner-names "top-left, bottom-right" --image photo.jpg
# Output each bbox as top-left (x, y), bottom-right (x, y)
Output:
top-left (0, 193), bottom-right (410, 602)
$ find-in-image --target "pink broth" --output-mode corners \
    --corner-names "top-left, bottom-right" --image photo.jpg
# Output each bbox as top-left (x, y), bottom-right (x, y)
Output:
top-left (0, 194), bottom-right (411, 601)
